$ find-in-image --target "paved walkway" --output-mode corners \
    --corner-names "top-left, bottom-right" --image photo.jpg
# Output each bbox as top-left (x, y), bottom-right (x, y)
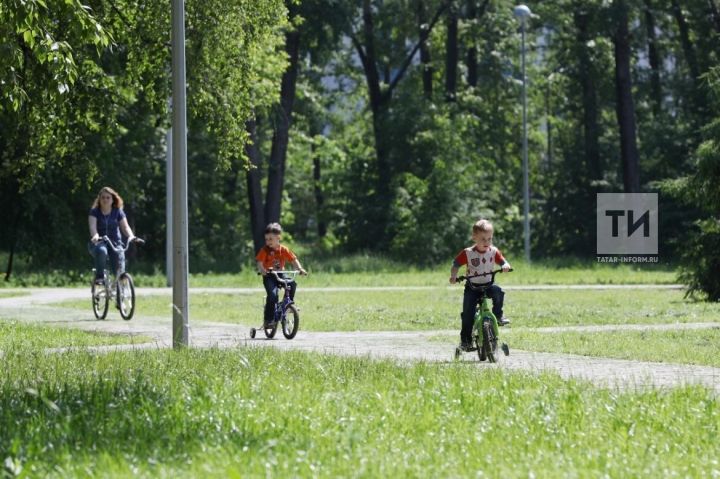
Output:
top-left (1, 285), bottom-right (718, 395)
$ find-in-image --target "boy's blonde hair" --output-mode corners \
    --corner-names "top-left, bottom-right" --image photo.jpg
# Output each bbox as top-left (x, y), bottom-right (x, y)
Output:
top-left (472, 219), bottom-right (494, 233)
top-left (265, 223), bottom-right (283, 235)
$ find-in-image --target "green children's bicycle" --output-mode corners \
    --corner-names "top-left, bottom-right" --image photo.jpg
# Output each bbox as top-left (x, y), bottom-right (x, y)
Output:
top-left (454, 269), bottom-right (512, 362)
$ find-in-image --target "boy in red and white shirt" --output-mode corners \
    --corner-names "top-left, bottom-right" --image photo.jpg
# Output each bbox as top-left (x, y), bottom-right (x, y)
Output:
top-left (256, 223), bottom-right (307, 327)
top-left (449, 219), bottom-right (511, 350)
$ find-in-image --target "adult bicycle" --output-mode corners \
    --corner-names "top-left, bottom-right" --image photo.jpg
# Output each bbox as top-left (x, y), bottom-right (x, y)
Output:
top-left (250, 270), bottom-right (300, 340)
top-left (91, 235), bottom-right (144, 320)
top-left (454, 269), bottom-right (512, 362)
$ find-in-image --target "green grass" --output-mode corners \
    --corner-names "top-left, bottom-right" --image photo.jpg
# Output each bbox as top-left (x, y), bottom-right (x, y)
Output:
top-left (1, 347), bottom-right (717, 477)
top-left (0, 291), bottom-right (28, 299)
top-left (187, 259), bottom-right (679, 287)
top-left (504, 327), bottom-right (720, 367)
top-left (58, 288), bottom-right (720, 332)
top-left (0, 321), bottom-right (152, 349)
top-left (0, 255), bottom-right (679, 287)
top-left (432, 327), bottom-right (720, 368)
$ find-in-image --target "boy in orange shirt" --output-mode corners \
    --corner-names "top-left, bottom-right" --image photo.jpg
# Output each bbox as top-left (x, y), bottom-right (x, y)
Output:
top-left (255, 223), bottom-right (307, 327)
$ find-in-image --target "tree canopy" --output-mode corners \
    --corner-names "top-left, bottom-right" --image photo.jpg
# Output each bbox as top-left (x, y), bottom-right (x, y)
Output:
top-left (1, 0), bottom-right (719, 297)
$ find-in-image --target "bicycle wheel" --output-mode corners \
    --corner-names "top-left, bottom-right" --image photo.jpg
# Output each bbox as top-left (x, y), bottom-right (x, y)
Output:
top-left (282, 304), bottom-right (300, 339)
top-left (482, 320), bottom-right (498, 363)
top-left (92, 280), bottom-right (109, 320)
top-left (264, 322), bottom-right (278, 338)
top-left (475, 333), bottom-right (485, 361)
top-left (117, 273), bottom-right (136, 320)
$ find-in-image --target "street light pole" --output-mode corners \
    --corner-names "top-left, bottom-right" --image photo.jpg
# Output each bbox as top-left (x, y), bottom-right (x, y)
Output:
top-left (514, 4), bottom-right (532, 263)
top-left (171, 0), bottom-right (189, 348)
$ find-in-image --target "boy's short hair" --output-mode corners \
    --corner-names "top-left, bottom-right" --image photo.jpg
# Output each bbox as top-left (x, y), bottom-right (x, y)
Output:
top-left (264, 222), bottom-right (283, 235)
top-left (472, 219), bottom-right (494, 233)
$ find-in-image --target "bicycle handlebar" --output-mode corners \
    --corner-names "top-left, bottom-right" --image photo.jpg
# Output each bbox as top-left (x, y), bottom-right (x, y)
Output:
top-left (259, 269), bottom-right (301, 286)
top-left (100, 235), bottom-right (145, 253)
top-left (457, 268), bottom-right (513, 287)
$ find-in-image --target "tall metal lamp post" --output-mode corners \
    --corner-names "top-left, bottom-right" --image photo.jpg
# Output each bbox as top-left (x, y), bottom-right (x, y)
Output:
top-left (171, 0), bottom-right (189, 348)
top-left (514, 4), bottom-right (532, 263)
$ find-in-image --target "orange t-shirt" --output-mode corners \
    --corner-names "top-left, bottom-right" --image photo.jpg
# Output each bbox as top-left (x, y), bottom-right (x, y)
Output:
top-left (255, 245), bottom-right (297, 271)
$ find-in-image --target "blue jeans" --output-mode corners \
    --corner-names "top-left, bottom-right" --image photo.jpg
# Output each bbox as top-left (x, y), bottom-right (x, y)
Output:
top-left (88, 241), bottom-right (125, 280)
top-left (263, 274), bottom-right (296, 323)
top-left (460, 283), bottom-right (504, 343)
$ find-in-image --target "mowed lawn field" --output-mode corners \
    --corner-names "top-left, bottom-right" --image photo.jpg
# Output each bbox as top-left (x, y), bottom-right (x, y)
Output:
top-left (2, 263), bottom-right (719, 477)
top-left (57, 282), bottom-right (720, 368)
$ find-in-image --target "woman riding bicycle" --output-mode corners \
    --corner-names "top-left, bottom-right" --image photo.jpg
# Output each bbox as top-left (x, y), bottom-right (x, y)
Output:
top-left (88, 186), bottom-right (137, 284)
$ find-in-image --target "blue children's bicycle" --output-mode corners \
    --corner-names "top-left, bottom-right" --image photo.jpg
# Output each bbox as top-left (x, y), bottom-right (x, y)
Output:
top-left (454, 269), bottom-right (512, 362)
top-left (250, 270), bottom-right (300, 340)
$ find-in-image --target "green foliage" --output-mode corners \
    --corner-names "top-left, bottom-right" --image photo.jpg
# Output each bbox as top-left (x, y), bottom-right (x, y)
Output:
top-left (0, 0), bottom-right (110, 114)
top-left (663, 68), bottom-right (720, 300)
top-left (1, 0), bottom-right (719, 276)
top-left (388, 101), bottom-right (521, 264)
top-left (0, 0), bottom-right (289, 274)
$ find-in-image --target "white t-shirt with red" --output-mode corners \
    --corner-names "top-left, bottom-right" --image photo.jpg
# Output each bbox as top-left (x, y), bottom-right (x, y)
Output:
top-left (453, 245), bottom-right (507, 284)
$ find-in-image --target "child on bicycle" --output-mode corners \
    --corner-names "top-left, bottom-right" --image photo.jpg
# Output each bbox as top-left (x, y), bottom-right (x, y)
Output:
top-left (255, 223), bottom-right (307, 328)
top-left (449, 219), bottom-right (512, 351)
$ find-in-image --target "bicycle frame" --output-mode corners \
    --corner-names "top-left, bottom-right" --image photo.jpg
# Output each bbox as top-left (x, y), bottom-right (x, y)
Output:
top-left (272, 271), bottom-right (297, 322)
top-left (470, 284), bottom-right (499, 339)
top-left (250, 270), bottom-right (301, 340)
top-left (98, 235), bottom-right (138, 274)
top-left (455, 269), bottom-right (512, 362)
top-left (91, 235), bottom-right (143, 320)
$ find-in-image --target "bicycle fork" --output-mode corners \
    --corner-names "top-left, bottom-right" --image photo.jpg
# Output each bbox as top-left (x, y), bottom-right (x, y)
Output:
top-left (475, 299), bottom-right (499, 337)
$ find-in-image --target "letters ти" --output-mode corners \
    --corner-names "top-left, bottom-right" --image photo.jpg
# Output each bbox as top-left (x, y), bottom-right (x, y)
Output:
top-left (605, 209), bottom-right (650, 238)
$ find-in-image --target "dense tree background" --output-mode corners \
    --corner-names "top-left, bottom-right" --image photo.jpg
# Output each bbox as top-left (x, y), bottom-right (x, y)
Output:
top-left (1, 0), bottom-right (718, 295)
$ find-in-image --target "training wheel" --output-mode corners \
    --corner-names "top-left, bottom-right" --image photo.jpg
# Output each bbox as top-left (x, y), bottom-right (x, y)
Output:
top-left (454, 347), bottom-right (461, 360)
top-left (250, 328), bottom-right (256, 339)
top-left (502, 343), bottom-right (509, 356)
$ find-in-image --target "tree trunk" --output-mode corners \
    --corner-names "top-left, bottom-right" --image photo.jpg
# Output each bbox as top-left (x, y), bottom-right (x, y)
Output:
top-left (643, 0), bottom-right (663, 115)
top-left (245, 119), bottom-right (265, 253)
top-left (613, 0), bottom-right (641, 193)
top-left (418, 0), bottom-right (433, 98)
top-left (574, 7), bottom-right (601, 180)
top-left (4, 198), bottom-right (21, 282)
top-left (670, 0), bottom-right (700, 81)
top-left (465, 0), bottom-right (477, 88)
top-left (351, 0), bottom-right (449, 244)
top-left (312, 150), bottom-right (326, 238)
top-left (445, 2), bottom-right (458, 101)
top-left (545, 81), bottom-right (553, 168)
top-left (708, 0), bottom-right (720, 34)
top-left (265, 26), bottom-right (301, 225)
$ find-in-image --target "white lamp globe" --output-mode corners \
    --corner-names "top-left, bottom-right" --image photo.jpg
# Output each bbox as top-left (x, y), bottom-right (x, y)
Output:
top-left (513, 4), bottom-right (532, 20)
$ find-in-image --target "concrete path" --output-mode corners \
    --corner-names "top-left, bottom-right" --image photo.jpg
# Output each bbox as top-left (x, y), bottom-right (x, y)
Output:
top-left (1, 285), bottom-right (718, 395)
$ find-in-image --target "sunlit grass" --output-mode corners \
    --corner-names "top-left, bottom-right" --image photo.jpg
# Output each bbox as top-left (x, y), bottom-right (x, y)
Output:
top-left (58, 288), bottom-right (720, 332)
top-left (185, 260), bottom-right (678, 287)
top-left (510, 327), bottom-right (720, 367)
top-left (0, 291), bottom-right (28, 299)
top-left (433, 327), bottom-right (720, 368)
top-left (0, 256), bottom-right (678, 287)
top-left (1, 347), bottom-right (717, 477)
top-left (0, 321), bottom-right (152, 349)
